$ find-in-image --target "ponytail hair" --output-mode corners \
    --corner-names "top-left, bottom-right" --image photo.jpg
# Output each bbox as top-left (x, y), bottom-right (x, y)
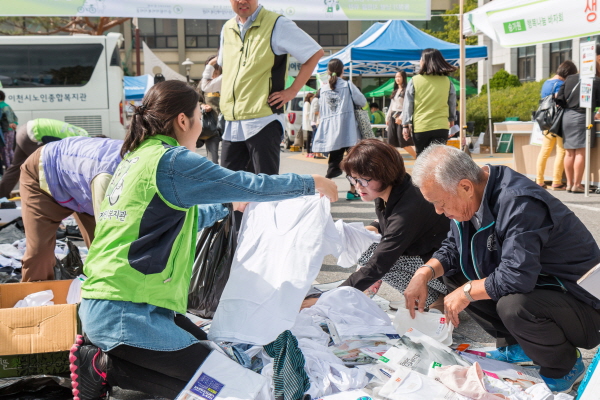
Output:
top-left (122, 80), bottom-right (199, 157)
top-left (328, 58), bottom-right (344, 91)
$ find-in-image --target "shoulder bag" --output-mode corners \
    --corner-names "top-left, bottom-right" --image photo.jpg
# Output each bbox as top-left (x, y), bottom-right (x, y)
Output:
top-left (548, 81), bottom-right (579, 137)
top-left (347, 83), bottom-right (374, 139)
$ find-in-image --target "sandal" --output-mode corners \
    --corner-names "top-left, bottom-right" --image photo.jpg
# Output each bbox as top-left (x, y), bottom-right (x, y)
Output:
top-left (551, 184), bottom-right (568, 191)
top-left (537, 182), bottom-right (547, 189)
top-left (571, 185), bottom-right (586, 194)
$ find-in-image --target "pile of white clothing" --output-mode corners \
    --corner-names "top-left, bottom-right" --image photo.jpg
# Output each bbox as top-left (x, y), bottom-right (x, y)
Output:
top-left (209, 196), bottom-right (380, 346)
top-left (301, 286), bottom-right (397, 341)
top-left (334, 219), bottom-right (381, 268)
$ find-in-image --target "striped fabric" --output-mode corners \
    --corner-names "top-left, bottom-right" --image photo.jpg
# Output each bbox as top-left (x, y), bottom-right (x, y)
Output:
top-left (263, 330), bottom-right (310, 400)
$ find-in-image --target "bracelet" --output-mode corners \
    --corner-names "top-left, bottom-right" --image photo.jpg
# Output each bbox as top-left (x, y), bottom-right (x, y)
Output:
top-left (420, 264), bottom-right (436, 281)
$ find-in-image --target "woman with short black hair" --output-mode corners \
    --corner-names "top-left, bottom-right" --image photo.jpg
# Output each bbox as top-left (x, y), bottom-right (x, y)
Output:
top-left (302, 139), bottom-right (450, 310)
top-left (402, 48), bottom-right (457, 155)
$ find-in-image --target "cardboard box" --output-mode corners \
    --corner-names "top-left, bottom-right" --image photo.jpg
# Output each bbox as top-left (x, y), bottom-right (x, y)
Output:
top-left (0, 280), bottom-right (77, 358)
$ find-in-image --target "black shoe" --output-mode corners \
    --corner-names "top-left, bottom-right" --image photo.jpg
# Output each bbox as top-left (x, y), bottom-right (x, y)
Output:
top-left (69, 335), bottom-right (109, 400)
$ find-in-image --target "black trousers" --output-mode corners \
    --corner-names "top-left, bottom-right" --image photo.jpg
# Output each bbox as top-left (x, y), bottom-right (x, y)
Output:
top-left (412, 128), bottom-right (448, 155)
top-left (445, 273), bottom-right (600, 378)
top-left (220, 120), bottom-right (282, 175)
top-left (326, 147), bottom-right (348, 179)
top-left (105, 314), bottom-right (211, 399)
top-left (304, 130), bottom-right (313, 154)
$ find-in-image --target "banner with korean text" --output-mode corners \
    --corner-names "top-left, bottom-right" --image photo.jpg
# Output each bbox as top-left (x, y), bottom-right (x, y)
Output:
top-left (464, 0), bottom-right (600, 47)
top-left (1, 0), bottom-right (430, 21)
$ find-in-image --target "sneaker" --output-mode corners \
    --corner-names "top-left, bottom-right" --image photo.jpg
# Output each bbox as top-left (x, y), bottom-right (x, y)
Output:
top-left (70, 335), bottom-right (109, 400)
top-left (346, 191), bottom-right (361, 201)
top-left (541, 350), bottom-right (585, 393)
top-left (485, 344), bottom-right (534, 365)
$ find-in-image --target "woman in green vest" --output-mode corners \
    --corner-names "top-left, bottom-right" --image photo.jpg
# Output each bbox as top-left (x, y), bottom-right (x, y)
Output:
top-left (69, 80), bottom-right (338, 400)
top-left (401, 48), bottom-right (457, 156)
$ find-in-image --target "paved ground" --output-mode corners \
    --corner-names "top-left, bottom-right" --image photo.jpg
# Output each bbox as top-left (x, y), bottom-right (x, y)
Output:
top-left (7, 146), bottom-right (599, 399)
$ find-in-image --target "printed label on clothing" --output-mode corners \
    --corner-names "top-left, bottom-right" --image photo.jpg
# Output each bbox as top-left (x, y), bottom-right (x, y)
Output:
top-left (190, 373), bottom-right (224, 399)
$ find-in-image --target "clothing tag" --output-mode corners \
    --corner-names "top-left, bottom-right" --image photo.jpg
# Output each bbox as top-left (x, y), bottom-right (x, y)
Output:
top-left (190, 373), bottom-right (225, 399)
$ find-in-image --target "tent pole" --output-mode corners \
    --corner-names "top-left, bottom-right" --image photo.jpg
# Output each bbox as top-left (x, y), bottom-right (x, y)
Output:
top-left (486, 57), bottom-right (494, 157)
top-left (349, 63), bottom-right (353, 82)
top-left (459, 0), bottom-right (467, 150)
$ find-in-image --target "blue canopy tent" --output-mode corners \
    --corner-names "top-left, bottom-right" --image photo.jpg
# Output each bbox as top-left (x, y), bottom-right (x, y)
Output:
top-left (315, 20), bottom-right (488, 77)
top-left (123, 75), bottom-right (153, 101)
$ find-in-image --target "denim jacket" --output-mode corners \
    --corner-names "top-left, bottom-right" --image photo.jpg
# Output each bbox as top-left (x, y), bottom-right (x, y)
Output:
top-left (80, 145), bottom-right (316, 352)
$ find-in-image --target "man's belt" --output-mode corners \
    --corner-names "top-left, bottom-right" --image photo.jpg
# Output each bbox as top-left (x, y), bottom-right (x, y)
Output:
top-left (205, 92), bottom-right (220, 97)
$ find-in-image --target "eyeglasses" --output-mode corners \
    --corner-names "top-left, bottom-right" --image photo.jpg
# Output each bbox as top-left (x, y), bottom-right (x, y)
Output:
top-left (346, 175), bottom-right (373, 187)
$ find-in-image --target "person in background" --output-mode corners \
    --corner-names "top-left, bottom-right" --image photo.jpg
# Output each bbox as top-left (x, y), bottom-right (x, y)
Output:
top-left (556, 48), bottom-right (600, 193)
top-left (312, 58), bottom-right (367, 200)
top-left (302, 92), bottom-right (315, 157)
top-left (198, 55), bottom-right (223, 164)
top-left (405, 145), bottom-right (600, 394)
top-left (369, 102), bottom-right (386, 137)
top-left (0, 91), bottom-right (18, 173)
top-left (310, 89), bottom-right (324, 159)
top-left (535, 60), bottom-right (578, 191)
top-left (218, 0), bottom-right (324, 175)
top-left (19, 137), bottom-right (123, 282)
top-left (386, 71), bottom-right (417, 158)
top-left (70, 80), bottom-right (338, 400)
top-left (301, 140), bottom-right (450, 310)
top-left (0, 118), bottom-right (88, 199)
top-left (402, 48), bottom-right (457, 155)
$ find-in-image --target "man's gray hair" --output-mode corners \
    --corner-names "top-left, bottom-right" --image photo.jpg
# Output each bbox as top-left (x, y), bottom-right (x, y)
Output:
top-left (412, 144), bottom-right (482, 193)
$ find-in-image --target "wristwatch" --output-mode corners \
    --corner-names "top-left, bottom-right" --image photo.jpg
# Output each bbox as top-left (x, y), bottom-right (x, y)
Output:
top-left (463, 282), bottom-right (475, 302)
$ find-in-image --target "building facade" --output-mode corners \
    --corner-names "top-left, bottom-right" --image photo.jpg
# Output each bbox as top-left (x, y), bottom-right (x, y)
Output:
top-left (113, 0), bottom-right (458, 85)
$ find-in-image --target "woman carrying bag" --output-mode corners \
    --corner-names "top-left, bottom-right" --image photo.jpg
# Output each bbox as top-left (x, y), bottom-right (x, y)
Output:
top-left (387, 71), bottom-right (417, 158)
top-left (312, 58), bottom-right (367, 200)
top-left (402, 48), bottom-right (457, 156)
top-left (197, 55), bottom-right (223, 164)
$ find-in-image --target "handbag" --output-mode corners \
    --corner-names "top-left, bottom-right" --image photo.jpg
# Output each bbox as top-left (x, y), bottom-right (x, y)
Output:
top-left (548, 82), bottom-right (579, 137)
top-left (347, 84), bottom-right (374, 139)
top-left (199, 108), bottom-right (219, 141)
top-left (534, 81), bottom-right (560, 131)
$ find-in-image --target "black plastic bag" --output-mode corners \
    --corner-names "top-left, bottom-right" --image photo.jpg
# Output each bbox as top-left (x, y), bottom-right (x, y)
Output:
top-left (53, 240), bottom-right (83, 280)
top-left (187, 205), bottom-right (236, 318)
top-left (0, 217), bottom-right (25, 245)
top-left (0, 375), bottom-right (70, 398)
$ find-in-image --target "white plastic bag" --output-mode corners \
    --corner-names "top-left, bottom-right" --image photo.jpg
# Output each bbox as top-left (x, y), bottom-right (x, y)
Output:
top-left (393, 307), bottom-right (454, 346)
top-left (13, 290), bottom-right (54, 308)
top-left (175, 350), bottom-right (269, 400)
top-left (379, 365), bottom-right (468, 400)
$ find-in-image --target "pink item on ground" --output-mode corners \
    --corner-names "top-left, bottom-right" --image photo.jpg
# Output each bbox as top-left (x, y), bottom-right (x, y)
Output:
top-left (431, 362), bottom-right (509, 400)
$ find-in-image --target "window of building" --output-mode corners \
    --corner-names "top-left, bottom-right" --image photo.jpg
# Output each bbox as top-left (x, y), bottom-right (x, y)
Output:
top-left (549, 40), bottom-right (572, 75)
top-left (185, 20), bottom-right (226, 49)
top-left (137, 18), bottom-right (177, 48)
top-left (517, 46), bottom-right (536, 82)
top-left (296, 21), bottom-right (348, 47)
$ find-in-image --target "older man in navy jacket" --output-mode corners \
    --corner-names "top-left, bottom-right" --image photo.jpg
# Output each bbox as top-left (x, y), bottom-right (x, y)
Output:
top-left (404, 145), bottom-right (600, 394)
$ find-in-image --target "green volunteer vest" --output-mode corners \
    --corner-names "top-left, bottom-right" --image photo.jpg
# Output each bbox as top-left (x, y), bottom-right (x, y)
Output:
top-left (220, 8), bottom-right (288, 121)
top-left (32, 118), bottom-right (88, 142)
top-left (81, 135), bottom-right (198, 314)
top-left (412, 75), bottom-right (451, 132)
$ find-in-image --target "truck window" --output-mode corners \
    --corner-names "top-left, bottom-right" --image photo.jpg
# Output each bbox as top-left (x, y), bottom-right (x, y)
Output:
top-left (0, 43), bottom-right (103, 87)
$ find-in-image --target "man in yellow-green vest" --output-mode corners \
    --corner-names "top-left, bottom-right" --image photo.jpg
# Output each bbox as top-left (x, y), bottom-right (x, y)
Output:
top-left (218, 0), bottom-right (324, 175)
